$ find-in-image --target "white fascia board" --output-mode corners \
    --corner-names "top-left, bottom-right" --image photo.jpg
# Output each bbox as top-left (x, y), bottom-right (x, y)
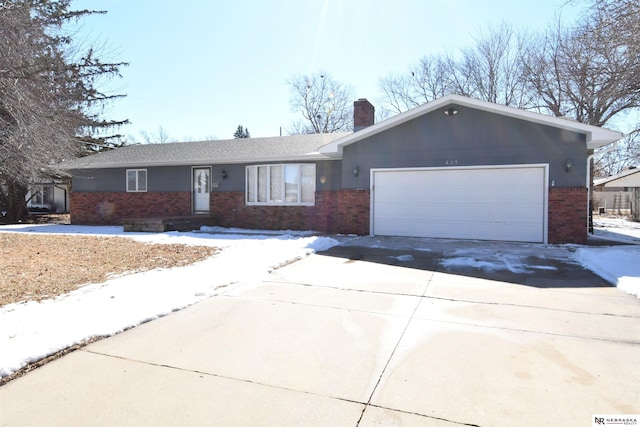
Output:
top-left (320, 94), bottom-right (623, 155)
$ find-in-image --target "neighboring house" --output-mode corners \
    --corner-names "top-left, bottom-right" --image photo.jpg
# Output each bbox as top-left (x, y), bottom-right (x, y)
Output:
top-left (26, 181), bottom-right (70, 214)
top-left (594, 168), bottom-right (640, 220)
top-left (61, 94), bottom-right (622, 244)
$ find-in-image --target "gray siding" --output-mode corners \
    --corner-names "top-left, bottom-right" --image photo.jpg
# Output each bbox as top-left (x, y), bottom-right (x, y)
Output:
top-left (72, 169), bottom-right (122, 192)
top-left (72, 160), bottom-right (341, 193)
top-left (342, 106), bottom-right (587, 189)
top-left (72, 166), bottom-right (192, 192)
top-left (316, 160), bottom-right (342, 192)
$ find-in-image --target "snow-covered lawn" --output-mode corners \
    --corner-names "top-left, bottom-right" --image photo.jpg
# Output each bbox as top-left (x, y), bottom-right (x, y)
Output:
top-left (590, 216), bottom-right (640, 244)
top-left (1, 217), bottom-right (639, 379)
top-left (576, 216), bottom-right (640, 298)
top-left (0, 224), bottom-right (341, 378)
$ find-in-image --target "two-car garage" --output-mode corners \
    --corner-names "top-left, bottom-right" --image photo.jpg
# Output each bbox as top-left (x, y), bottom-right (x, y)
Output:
top-left (371, 165), bottom-right (548, 243)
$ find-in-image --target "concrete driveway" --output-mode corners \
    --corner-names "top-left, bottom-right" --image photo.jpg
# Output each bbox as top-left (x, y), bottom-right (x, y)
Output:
top-left (1, 237), bottom-right (639, 426)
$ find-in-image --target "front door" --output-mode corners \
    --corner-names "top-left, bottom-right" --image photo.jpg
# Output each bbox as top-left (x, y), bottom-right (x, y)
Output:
top-left (192, 167), bottom-right (211, 214)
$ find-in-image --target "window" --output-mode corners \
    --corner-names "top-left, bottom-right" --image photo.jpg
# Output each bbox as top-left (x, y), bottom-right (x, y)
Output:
top-left (246, 164), bottom-right (315, 205)
top-left (126, 169), bottom-right (147, 192)
top-left (31, 185), bottom-right (53, 205)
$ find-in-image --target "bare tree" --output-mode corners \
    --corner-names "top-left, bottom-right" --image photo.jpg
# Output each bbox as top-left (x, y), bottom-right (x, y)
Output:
top-left (524, 0), bottom-right (640, 175)
top-left (525, 16), bottom-right (639, 127)
top-left (0, 0), bottom-right (127, 222)
top-left (287, 72), bottom-right (354, 134)
top-left (594, 130), bottom-right (640, 176)
top-left (139, 126), bottom-right (172, 144)
top-left (457, 23), bottom-right (532, 108)
top-left (588, 0), bottom-right (640, 92)
top-left (380, 54), bottom-right (455, 114)
top-left (379, 23), bottom-right (531, 113)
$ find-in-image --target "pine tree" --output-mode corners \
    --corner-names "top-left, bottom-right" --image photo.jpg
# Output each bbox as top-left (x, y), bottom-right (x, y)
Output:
top-left (233, 125), bottom-right (250, 138)
top-left (0, 0), bottom-right (128, 222)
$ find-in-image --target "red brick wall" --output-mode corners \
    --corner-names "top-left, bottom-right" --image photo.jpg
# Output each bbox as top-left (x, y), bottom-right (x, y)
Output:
top-left (71, 188), bottom-right (584, 244)
top-left (337, 189), bottom-right (370, 234)
top-left (548, 187), bottom-right (587, 244)
top-left (209, 189), bottom-right (370, 234)
top-left (71, 192), bottom-right (191, 225)
top-left (71, 189), bottom-right (372, 234)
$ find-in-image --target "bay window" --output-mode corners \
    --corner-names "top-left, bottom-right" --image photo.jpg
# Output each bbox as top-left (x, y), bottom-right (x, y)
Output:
top-left (246, 164), bottom-right (315, 205)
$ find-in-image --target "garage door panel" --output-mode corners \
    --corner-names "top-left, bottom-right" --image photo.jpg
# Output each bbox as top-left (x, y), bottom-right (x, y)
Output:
top-left (376, 203), bottom-right (541, 222)
top-left (375, 218), bottom-right (542, 242)
top-left (376, 201), bottom-right (541, 218)
top-left (376, 219), bottom-right (522, 240)
top-left (372, 166), bottom-right (546, 243)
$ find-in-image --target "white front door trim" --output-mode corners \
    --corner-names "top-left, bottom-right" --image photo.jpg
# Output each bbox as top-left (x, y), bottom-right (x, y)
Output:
top-left (192, 166), bottom-right (211, 215)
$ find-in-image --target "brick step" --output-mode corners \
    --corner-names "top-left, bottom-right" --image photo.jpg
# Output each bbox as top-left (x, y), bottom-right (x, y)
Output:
top-left (122, 216), bottom-right (216, 232)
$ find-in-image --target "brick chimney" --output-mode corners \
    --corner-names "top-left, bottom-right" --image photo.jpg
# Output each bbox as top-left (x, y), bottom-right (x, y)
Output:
top-left (353, 98), bottom-right (374, 131)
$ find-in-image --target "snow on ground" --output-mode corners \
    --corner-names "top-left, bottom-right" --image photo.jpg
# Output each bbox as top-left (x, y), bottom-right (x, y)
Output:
top-left (440, 249), bottom-right (559, 274)
top-left (0, 224), bottom-right (341, 378)
top-left (437, 218), bottom-right (639, 297)
top-left (590, 216), bottom-right (640, 244)
top-left (574, 246), bottom-right (640, 297)
top-left (1, 217), bottom-right (639, 378)
top-left (575, 216), bottom-right (640, 298)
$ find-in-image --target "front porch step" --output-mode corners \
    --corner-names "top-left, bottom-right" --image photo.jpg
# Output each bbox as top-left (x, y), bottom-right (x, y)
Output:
top-left (122, 216), bottom-right (216, 232)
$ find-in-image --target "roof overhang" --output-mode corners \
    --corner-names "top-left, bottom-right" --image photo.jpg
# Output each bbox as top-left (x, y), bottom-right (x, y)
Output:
top-left (64, 152), bottom-right (337, 170)
top-left (320, 94), bottom-right (624, 157)
top-left (594, 169), bottom-right (640, 187)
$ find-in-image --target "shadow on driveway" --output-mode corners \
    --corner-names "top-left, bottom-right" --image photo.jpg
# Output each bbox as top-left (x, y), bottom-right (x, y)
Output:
top-left (319, 236), bottom-right (614, 289)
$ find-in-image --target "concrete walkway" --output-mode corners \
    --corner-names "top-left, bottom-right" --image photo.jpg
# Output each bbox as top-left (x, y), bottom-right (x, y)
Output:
top-left (1, 238), bottom-right (639, 426)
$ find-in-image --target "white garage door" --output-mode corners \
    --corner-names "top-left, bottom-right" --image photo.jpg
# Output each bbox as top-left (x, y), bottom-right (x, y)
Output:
top-left (371, 165), bottom-right (547, 243)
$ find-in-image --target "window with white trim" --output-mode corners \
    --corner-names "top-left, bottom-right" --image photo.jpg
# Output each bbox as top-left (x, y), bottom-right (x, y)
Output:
top-left (246, 164), bottom-right (315, 205)
top-left (31, 185), bottom-right (53, 205)
top-left (126, 169), bottom-right (147, 192)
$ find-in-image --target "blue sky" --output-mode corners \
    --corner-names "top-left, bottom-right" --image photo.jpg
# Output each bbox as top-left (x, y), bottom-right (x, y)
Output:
top-left (75, 0), bottom-right (583, 142)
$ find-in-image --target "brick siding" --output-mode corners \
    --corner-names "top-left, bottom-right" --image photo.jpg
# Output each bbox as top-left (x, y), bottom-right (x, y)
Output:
top-left (209, 189), bottom-right (369, 234)
top-left (70, 192), bottom-right (191, 225)
top-left (548, 187), bottom-right (587, 244)
top-left (337, 189), bottom-right (370, 235)
top-left (71, 188), bottom-right (586, 244)
top-left (70, 190), bottom-right (371, 235)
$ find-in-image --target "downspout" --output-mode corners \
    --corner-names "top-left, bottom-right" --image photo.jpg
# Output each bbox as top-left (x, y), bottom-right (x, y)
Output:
top-left (54, 184), bottom-right (68, 213)
top-left (586, 141), bottom-right (618, 232)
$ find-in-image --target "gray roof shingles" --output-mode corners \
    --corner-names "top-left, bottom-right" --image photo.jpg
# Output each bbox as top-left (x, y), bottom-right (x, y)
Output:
top-left (63, 132), bottom-right (351, 169)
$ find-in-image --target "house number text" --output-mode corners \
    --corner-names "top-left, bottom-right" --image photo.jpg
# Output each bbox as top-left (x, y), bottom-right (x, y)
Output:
top-left (445, 160), bottom-right (458, 166)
